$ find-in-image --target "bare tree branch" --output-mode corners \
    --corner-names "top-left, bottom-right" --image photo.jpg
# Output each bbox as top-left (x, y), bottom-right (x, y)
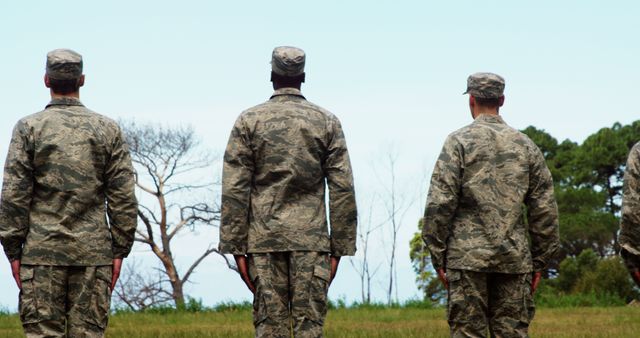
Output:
top-left (118, 120), bottom-right (232, 309)
top-left (181, 246), bottom-right (237, 285)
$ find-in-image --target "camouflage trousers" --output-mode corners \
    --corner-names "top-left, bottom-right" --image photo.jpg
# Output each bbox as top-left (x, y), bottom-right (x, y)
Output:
top-left (19, 265), bottom-right (113, 338)
top-left (446, 269), bottom-right (535, 338)
top-left (248, 251), bottom-right (331, 338)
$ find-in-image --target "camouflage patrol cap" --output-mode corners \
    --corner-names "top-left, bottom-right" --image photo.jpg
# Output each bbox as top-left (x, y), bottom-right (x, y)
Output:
top-left (46, 49), bottom-right (83, 80)
top-left (271, 46), bottom-right (305, 77)
top-left (463, 72), bottom-right (505, 98)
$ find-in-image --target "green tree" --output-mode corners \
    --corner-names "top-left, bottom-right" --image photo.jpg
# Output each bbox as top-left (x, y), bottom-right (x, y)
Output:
top-left (574, 124), bottom-right (628, 216)
top-left (521, 124), bottom-right (638, 260)
top-left (521, 126), bottom-right (578, 185)
top-left (556, 187), bottom-right (618, 258)
top-left (409, 220), bottom-right (445, 303)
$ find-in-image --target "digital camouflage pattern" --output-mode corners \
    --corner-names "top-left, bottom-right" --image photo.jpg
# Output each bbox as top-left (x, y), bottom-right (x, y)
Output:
top-left (219, 87), bottom-right (357, 256)
top-left (422, 114), bottom-right (560, 273)
top-left (46, 49), bottom-right (83, 80)
top-left (19, 265), bottom-right (112, 337)
top-left (447, 269), bottom-right (535, 338)
top-left (271, 46), bottom-right (306, 77)
top-left (249, 251), bottom-right (330, 338)
top-left (0, 97), bottom-right (138, 265)
top-left (620, 142), bottom-right (640, 272)
top-left (463, 72), bottom-right (506, 99)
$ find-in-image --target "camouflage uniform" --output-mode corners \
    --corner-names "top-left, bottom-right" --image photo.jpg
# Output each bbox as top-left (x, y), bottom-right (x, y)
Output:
top-left (621, 142), bottom-right (640, 272)
top-left (219, 46), bottom-right (357, 338)
top-left (0, 49), bottom-right (137, 337)
top-left (423, 73), bottom-right (559, 338)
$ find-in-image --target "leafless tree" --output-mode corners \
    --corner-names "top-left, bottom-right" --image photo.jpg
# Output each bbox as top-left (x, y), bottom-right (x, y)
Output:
top-left (376, 149), bottom-right (415, 305)
top-left (349, 196), bottom-right (384, 304)
top-left (113, 260), bottom-right (174, 311)
top-left (120, 121), bottom-right (237, 309)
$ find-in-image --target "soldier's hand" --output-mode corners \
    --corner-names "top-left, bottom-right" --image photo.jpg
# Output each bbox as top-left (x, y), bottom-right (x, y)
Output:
top-left (111, 258), bottom-right (123, 292)
top-left (329, 256), bottom-right (341, 285)
top-left (531, 271), bottom-right (542, 295)
top-left (632, 270), bottom-right (640, 287)
top-left (437, 268), bottom-right (448, 290)
top-left (234, 255), bottom-right (255, 294)
top-left (10, 259), bottom-right (21, 290)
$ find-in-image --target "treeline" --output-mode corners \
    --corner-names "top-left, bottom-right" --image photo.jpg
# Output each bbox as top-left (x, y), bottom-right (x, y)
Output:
top-left (411, 121), bottom-right (640, 305)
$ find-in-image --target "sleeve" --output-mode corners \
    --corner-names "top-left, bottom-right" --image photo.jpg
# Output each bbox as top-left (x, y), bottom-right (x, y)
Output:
top-left (620, 143), bottom-right (640, 272)
top-left (105, 126), bottom-right (138, 259)
top-left (525, 145), bottom-right (560, 272)
top-left (219, 116), bottom-right (254, 255)
top-left (0, 121), bottom-right (34, 261)
top-left (422, 136), bottom-right (462, 270)
top-left (324, 116), bottom-right (357, 256)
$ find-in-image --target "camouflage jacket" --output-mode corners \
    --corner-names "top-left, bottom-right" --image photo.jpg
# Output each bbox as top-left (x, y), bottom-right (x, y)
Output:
top-left (219, 88), bottom-right (357, 256)
top-left (422, 114), bottom-right (559, 273)
top-left (620, 142), bottom-right (640, 272)
top-left (0, 97), bottom-right (137, 265)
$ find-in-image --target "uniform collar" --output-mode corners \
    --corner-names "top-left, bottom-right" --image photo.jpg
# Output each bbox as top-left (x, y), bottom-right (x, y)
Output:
top-left (270, 87), bottom-right (305, 99)
top-left (46, 97), bottom-right (84, 108)
top-left (474, 113), bottom-right (505, 124)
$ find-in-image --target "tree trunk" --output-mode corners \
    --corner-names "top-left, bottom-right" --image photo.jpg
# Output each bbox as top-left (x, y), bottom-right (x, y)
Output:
top-left (162, 257), bottom-right (185, 308)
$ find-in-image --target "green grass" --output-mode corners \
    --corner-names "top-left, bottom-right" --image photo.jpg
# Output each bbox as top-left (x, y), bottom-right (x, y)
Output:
top-left (1, 307), bottom-right (640, 337)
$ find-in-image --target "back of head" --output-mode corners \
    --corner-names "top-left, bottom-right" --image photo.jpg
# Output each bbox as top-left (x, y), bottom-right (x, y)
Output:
top-left (270, 46), bottom-right (306, 88)
top-left (464, 72), bottom-right (505, 107)
top-left (46, 49), bottom-right (84, 95)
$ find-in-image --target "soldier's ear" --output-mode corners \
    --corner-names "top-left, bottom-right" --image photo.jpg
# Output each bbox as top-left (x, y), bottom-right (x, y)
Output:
top-left (77, 75), bottom-right (85, 88)
top-left (44, 74), bottom-right (51, 88)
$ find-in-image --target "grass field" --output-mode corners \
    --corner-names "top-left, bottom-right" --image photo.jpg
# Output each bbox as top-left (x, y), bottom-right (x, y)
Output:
top-left (1, 307), bottom-right (639, 337)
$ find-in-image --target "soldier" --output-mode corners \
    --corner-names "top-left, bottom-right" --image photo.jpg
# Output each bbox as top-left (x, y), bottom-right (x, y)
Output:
top-left (0, 49), bottom-right (137, 337)
top-left (219, 46), bottom-right (357, 338)
top-left (620, 144), bottom-right (640, 287)
top-left (422, 73), bottom-right (560, 337)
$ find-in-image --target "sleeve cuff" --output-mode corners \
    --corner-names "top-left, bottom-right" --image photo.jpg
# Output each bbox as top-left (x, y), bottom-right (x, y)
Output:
top-left (532, 261), bottom-right (547, 272)
top-left (622, 248), bottom-right (640, 272)
top-left (112, 247), bottom-right (132, 259)
top-left (4, 249), bottom-right (22, 262)
top-left (330, 249), bottom-right (356, 257)
top-left (330, 241), bottom-right (356, 257)
top-left (218, 242), bottom-right (247, 256)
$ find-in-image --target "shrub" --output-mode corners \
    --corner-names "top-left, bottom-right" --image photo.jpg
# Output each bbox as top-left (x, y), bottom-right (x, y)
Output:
top-left (574, 256), bottom-right (637, 302)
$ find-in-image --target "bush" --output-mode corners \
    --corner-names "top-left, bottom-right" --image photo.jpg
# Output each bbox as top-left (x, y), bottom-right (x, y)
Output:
top-left (0, 307), bottom-right (12, 316)
top-left (402, 298), bottom-right (437, 309)
top-left (555, 249), bottom-right (599, 293)
top-left (183, 297), bottom-right (207, 312)
top-left (574, 256), bottom-right (637, 302)
top-left (213, 301), bottom-right (252, 312)
top-left (327, 297), bottom-right (349, 310)
top-left (536, 249), bottom-right (639, 307)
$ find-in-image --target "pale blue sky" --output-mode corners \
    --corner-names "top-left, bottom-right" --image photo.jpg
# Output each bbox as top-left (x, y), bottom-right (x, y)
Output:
top-left (1, 1), bottom-right (639, 310)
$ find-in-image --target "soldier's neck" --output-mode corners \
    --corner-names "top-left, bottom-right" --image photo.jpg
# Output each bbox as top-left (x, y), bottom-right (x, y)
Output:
top-left (472, 107), bottom-right (499, 119)
top-left (50, 91), bottom-right (80, 100)
top-left (272, 82), bottom-right (302, 90)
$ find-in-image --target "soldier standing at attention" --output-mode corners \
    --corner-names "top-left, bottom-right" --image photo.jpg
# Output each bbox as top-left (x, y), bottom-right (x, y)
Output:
top-left (0, 49), bottom-right (137, 337)
top-left (620, 144), bottom-right (640, 287)
top-left (219, 46), bottom-right (357, 338)
top-left (422, 73), bottom-right (560, 337)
